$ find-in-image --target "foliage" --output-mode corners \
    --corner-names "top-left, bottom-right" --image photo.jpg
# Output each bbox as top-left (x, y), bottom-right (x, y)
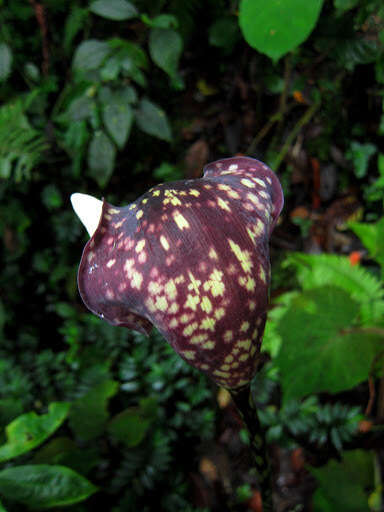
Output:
top-left (0, 0), bottom-right (383, 509)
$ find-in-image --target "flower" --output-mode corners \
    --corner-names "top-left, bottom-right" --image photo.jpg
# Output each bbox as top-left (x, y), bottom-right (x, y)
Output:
top-left (71, 156), bottom-right (283, 389)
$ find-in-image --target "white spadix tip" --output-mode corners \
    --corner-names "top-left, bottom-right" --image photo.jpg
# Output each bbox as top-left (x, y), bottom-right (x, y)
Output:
top-left (70, 193), bottom-right (103, 238)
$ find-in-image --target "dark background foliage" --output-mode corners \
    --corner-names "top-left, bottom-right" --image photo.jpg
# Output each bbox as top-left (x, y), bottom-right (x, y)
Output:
top-left (0, 0), bottom-right (383, 510)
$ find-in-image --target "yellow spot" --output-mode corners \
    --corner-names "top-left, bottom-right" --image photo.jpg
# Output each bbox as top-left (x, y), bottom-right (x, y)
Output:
top-left (175, 275), bottom-right (185, 284)
top-left (218, 184), bottom-right (231, 191)
top-left (232, 362), bottom-right (239, 369)
top-left (213, 369), bottom-right (230, 377)
top-left (217, 197), bottom-right (231, 212)
top-left (252, 328), bottom-right (259, 339)
top-left (203, 341), bottom-right (215, 349)
top-left (215, 308), bottom-right (225, 320)
top-left (173, 211), bottom-right (189, 230)
top-left (152, 190), bottom-right (160, 197)
top-left (135, 239), bottom-right (146, 253)
top-left (241, 178), bottom-right (255, 188)
top-left (168, 303), bottom-right (179, 316)
top-left (254, 178), bottom-right (266, 188)
top-left (201, 364), bottom-right (209, 370)
top-left (148, 281), bottom-right (161, 295)
top-left (106, 259), bottom-right (116, 268)
top-left (160, 235), bottom-right (170, 251)
top-left (124, 259), bottom-right (134, 275)
top-left (164, 280), bottom-right (177, 300)
top-left (224, 354), bottom-right (234, 363)
top-left (189, 189), bottom-right (200, 197)
top-left (108, 208), bottom-right (120, 214)
top-left (190, 334), bottom-right (208, 344)
top-left (259, 190), bottom-right (269, 200)
top-left (180, 313), bottom-right (193, 323)
top-left (237, 339), bottom-right (251, 351)
top-left (182, 351), bottom-right (195, 360)
top-left (132, 271), bottom-right (143, 290)
top-left (239, 276), bottom-right (256, 292)
top-left (185, 294), bottom-right (200, 311)
top-left (224, 330), bottom-right (233, 342)
top-left (169, 318), bottom-right (178, 328)
top-left (188, 272), bottom-right (201, 294)
top-left (227, 189), bottom-right (240, 199)
top-left (239, 353), bottom-right (249, 362)
top-left (249, 300), bottom-right (256, 311)
top-left (259, 266), bottom-right (266, 283)
top-left (201, 317), bottom-right (216, 331)
top-left (155, 296), bottom-right (168, 311)
top-left (201, 296), bottom-right (212, 314)
top-left (142, 198), bottom-right (148, 204)
top-left (183, 322), bottom-right (198, 336)
top-left (221, 364), bottom-right (230, 371)
top-left (240, 321), bottom-right (250, 332)
top-left (251, 345), bottom-right (257, 356)
top-left (229, 239), bottom-right (253, 273)
top-left (145, 297), bottom-right (157, 313)
top-left (248, 193), bottom-right (262, 208)
top-left (136, 210), bottom-right (144, 220)
top-left (209, 248), bottom-right (218, 260)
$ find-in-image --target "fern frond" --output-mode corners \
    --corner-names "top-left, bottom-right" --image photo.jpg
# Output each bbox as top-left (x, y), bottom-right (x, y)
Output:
top-left (284, 253), bottom-right (384, 325)
top-left (0, 100), bottom-right (46, 181)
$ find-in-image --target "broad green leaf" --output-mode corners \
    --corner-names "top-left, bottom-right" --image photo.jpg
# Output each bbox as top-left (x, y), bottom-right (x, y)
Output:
top-left (102, 96), bottom-right (133, 148)
top-left (276, 287), bottom-right (383, 401)
top-left (0, 43), bottom-right (12, 81)
top-left (0, 402), bottom-right (70, 463)
top-left (238, 0), bottom-right (324, 61)
top-left (142, 14), bottom-right (179, 29)
top-left (0, 465), bottom-right (97, 508)
top-left (69, 379), bottom-right (118, 441)
top-left (87, 130), bottom-right (116, 188)
top-left (108, 408), bottom-right (150, 447)
top-left (135, 98), bottom-right (172, 142)
top-left (72, 39), bottom-right (110, 72)
top-left (0, 498), bottom-right (6, 512)
top-left (284, 253), bottom-right (384, 324)
top-left (64, 7), bottom-right (89, 54)
top-left (311, 450), bottom-right (373, 511)
top-left (90, 0), bottom-right (138, 21)
top-left (149, 28), bottom-right (183, 82)
top-left (349, 218), bottom-right (384, 270)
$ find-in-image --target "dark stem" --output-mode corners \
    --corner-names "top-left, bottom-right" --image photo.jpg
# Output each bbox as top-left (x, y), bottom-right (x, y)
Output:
top-left (230, 385), bottom-right (273, 511)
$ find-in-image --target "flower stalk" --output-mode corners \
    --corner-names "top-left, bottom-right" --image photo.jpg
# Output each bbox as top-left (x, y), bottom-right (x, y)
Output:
top-left (230, 385), bottom-right (273, 511)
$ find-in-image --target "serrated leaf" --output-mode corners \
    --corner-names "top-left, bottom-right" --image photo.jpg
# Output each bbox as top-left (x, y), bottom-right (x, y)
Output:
top-left (135, 98), bottom-right (172, 141)
top-left (311, 450), bottom-right (373, 511)
top-left (87, 130), bottom-right (116, 188)
top-left (102, 96), bottom-right (133, 149)
top-left (349, 218), bottom-right (384, 270)
top-left (149, 28), bottom-right (183, 81)
top-left (239, 0), bottom-right (324, 61)
top-left (0, 402), bottom-right (70, 463)
top-left (0, 465), bottom-right (97, 508)
top-left (69, 379), bottom-right (118, 441)
top-left (90, 0), bottom-right (138, 21)
top-left (284, 253), bottom-right (384, 324)
top-left (0, 43), bottom-right (12, 81)
top-left (72, 39), bottom-right (110, 72)
top-left (276, 287), bottom-right (383, 401)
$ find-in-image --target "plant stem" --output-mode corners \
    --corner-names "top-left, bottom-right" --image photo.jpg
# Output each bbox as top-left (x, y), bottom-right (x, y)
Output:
top-left (230, 385), bottom-right (273, 511)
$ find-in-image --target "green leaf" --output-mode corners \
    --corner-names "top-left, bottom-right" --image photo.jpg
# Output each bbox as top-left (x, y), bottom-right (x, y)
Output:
top-left (102, 95), bottom-right (134, 148)
top-left (90, 0), bottom-right (138, 21)
top-left (238, 0), bottom-right (324, 61)
top-left (0, 465), bottom-right (97, 508)
top-left (0, 43), bottom-right (12, 81)
top-left (69, 379), bottom-right (118, 441)
top-left (149, 28), bottom-right (183, 82)
top-left (135, 98), bottom-right (172, 142)
top-left (108, 408), bottom-right (150, 447)
top-left (64, 7), bottom-right (89, 54)
top-left (284, 253), bottom-right (384, 324)
top-left (87, 130), bottom-right (116, 188)
top-left (334, 0), bottom-right (359, 11)
top-left (311, 450), bottom-right (373, 511)
top-left (346, 141), bottom-right (377, 178)
top-left (276, 287), bottom-right (383, 401)
top-left (349, 217), bottom-right (384, 270)
top-left (72, 39), bottom-right (110, 72)
top-left (0, 402), bottom-right (70, 463)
